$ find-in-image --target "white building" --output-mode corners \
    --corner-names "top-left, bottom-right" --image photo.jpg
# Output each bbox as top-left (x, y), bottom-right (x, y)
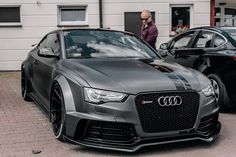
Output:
top-left (0, 0), bottom-right (233, 70)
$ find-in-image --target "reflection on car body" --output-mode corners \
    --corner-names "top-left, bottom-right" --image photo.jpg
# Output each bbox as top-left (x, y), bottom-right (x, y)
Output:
top-left (22, 28), bottom-right (220, 152)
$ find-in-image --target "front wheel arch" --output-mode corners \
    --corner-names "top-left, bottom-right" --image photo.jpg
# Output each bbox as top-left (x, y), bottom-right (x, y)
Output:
top-left (49, 76), bottom-right (76, 121)
top-left (49, 75), bottom-right (77, 140)
top-left (21, 64), bottom-right (31, 101)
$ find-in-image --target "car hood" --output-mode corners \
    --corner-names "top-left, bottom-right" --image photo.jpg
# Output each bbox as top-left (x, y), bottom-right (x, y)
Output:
top-left (63, 58), bottom-right (210, 94)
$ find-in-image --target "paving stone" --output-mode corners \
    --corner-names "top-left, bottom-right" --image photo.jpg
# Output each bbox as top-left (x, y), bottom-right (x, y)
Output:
top-left (0, 72), bottom-right (236, 157)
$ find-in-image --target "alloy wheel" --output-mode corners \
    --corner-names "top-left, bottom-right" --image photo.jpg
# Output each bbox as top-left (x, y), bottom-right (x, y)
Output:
top-left (51, 83), bottom-right (64, 138)
top-left (211, 79), bottom-right (220, 103)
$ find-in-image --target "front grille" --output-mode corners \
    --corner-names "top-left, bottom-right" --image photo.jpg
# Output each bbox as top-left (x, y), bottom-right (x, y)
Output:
top-left (83, 120), bottom-right (137, 144)
top-left (135, 91), bottom-right (199, 133)
top-left (197, 113), bottom-right (218, 136)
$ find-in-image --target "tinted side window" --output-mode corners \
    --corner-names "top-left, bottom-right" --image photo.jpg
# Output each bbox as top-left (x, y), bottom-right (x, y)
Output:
top-left (47, 33), bottom-right (61, 53)
top-left (193, 31), bottom-right (214, 48)
top-left (213, 34), bottom-right (226, 47)
top-left (170, 31), bottom-right (195, 49)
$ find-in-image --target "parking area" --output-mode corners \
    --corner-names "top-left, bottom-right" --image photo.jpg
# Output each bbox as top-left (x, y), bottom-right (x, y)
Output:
top-left (0, 72), bottom-right (236, 157)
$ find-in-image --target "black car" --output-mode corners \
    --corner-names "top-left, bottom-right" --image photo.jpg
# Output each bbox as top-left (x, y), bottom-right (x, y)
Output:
top-left (159, 27), bottom-right (236, 110)
top-left (21, 28), bottom-right (220, 152)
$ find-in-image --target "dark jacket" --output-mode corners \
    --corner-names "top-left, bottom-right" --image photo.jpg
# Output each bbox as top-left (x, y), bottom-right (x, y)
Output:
top-left (141, 21), bottom-right (158, 49)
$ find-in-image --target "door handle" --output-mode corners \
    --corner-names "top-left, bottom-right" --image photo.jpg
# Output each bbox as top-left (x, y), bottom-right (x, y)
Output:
top-left (33, 59), bottom-right (38, 64)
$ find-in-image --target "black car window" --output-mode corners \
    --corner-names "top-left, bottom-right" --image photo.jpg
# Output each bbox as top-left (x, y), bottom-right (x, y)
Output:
top-left (213, 34), bottom-right (226, 48)
top-left (193, 31), bottom-right (214, 48)
top-left (47, 33), bottom-right (61, 54)
top-left (64, 30), bottom-right (159, 59)
top-left (222, 28), bottom-right (236, 40)
top-left (169, 31), bottom-right (195, 49)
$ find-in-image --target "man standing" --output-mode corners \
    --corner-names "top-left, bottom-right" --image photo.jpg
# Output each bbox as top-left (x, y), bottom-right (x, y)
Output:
top-left (140, 10), bottom-right (158, 50)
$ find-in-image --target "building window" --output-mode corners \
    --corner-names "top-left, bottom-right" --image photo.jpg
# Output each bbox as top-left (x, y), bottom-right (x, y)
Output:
top-left (215, 8), bottom-right (221, 26)
top-left (0, 6), bottom-right (21, 26)
top-left (58, 6), bottom-right (88, 26)
top-left (215, 7), bottom-right (236, 26)
top-left (224, 8), bottom-right (236, 26)
top-left (170, 5), bottom-right (192, 36)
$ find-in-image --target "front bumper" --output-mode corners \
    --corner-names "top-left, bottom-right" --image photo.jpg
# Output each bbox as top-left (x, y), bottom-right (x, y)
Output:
top-left (63, 91), bottom-right (221, 152)
top-left (64, 120), bottom-right (221, 152)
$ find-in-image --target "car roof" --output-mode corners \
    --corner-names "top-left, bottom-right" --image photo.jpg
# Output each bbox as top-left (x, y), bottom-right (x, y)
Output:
top-left (47, 27), bottom-right (135, 36)
top-left (189, 26), bottom-right (236, 33)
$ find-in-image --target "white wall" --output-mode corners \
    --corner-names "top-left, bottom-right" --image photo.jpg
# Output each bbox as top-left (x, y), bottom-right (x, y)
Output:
top-left (0, 0), bottom-right (99, 70)
top-left (0, 0), bottom-right (210, 70)
top-left (102, 0), bottom-right (210, 46)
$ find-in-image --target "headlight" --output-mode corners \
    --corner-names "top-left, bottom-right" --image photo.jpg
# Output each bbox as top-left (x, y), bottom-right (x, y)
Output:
top-left (84, 87), bottom-right (127, 103)
top-left (201, 85), bottom-right (215, 97)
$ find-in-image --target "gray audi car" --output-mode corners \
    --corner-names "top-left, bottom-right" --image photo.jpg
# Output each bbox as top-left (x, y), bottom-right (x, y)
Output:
top-left (21, 28), bottom-right (221, 152)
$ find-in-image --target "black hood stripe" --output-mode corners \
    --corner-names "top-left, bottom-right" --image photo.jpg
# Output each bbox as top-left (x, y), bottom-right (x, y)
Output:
top-left (147, 61), bottom-right (192, 90)
top-left (165, 73), bottom-right (186, 90)
top-left (176, 74), bottom-right (192, 90)
top-left (158, 64), bottom-right (192, 90)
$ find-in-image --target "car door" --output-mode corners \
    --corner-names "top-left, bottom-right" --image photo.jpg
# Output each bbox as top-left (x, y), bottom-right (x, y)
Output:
top-left (185, 30), bottom-right (216, 69)
top-left (163, 30), bottom-right (198, 67)
top-left (164, 30), bottom-right (215, 68)
top-left (32, 33), bottom-right (61, 109)
top-left (31, 35), bottom-right (48, 100)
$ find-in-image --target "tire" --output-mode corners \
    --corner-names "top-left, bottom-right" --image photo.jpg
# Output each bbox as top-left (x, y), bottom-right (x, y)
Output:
top-left (207, 74), bottom-right (228, 110)
top-left (50, 82), bottom-right (66, 141)
top-left (21, 67), bottom-right (31, 101)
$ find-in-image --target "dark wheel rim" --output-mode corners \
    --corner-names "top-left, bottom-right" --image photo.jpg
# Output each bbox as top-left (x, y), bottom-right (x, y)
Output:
top-left (211, 79), bottom-right (220, 103)
top-left (21, 68), bottom-right (26, 97)
top-left (51, 83), bottom-right (63, 137)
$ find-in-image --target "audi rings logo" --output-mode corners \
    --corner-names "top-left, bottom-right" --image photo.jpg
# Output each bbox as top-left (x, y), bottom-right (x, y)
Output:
top-left (158, 96), bottom-right (182, 107)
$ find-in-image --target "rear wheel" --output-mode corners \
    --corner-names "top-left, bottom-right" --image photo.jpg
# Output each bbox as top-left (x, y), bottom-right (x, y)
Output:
top-left (21, 67), bottom-right (31, 101)
top-left (50, 82), bottom-right (66, 141)
top-left (207, 74), bottom-right (228, 110)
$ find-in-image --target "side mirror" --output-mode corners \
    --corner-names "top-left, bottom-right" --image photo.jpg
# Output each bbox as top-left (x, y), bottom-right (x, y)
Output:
top-left (159, 50), bottom-right (168, 57)
top-left (31, 43), bottom-right (37, 47)
top-left (38, 48), bottom-right (59, 58)
top-left (159, 43), bottom-right (168, 50)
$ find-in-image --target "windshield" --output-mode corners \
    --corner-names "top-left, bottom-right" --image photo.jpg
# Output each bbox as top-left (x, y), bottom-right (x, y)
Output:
top-left (222, 28), bottom-right (236, 40)
top-left (63, 30), bottom-right (158, 59)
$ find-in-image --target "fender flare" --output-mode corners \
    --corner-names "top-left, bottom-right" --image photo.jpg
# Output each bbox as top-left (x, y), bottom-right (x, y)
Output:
top-left (21, 62), bottom-right (32, 93)
top-left (50, 75), bottom-right (76, 120)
